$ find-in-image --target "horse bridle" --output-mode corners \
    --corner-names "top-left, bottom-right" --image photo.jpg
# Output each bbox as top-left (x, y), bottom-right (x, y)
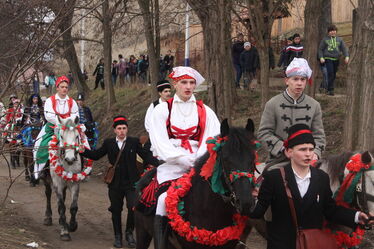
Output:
top-left (220, 153), bottom-right (257, 212)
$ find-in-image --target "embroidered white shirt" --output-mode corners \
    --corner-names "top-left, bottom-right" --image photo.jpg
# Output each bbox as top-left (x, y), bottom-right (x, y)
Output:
top-left (116, 137), bottom-right (126, 150)
top-left (292, 168), bottom-right (311, 198)
top-left (44, 94), bottom-right (79, 124)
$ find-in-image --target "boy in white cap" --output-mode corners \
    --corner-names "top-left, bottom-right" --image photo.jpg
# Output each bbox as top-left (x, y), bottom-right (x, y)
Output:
top-left (258, 58), bottom-right (326, 166)
top-left (148, 66), bottom-right (220, 249)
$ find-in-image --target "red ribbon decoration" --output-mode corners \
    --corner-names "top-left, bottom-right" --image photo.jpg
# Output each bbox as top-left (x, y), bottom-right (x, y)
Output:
top-left (283, 129), bottom-right (312, 148)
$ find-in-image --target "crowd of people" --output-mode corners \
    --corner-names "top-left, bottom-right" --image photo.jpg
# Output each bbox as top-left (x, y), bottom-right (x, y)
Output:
top-left (91, 51), bottom-right (175, 90)
top-left (232, 24), bottom-right (348, 96)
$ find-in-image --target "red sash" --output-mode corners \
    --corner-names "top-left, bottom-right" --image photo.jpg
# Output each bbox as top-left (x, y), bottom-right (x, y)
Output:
top-left (50, 95), bottom-right (73, 119)
top-left (166, 98), bottom-right (207, 152)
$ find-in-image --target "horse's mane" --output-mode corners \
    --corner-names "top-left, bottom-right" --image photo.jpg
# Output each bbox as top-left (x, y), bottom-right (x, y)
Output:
top-left (315, 149), bottom-right (374, 183)
top-left (194, 127), bottom-right (256, 173)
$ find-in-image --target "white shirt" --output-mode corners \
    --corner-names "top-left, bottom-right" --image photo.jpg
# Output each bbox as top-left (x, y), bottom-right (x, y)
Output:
top-left (44, 94), bottom-right (79, 124)
top-left (292, 168), bottom-right (311, 198)
top-left (116, 137), bottom-right (126, 150)
top-left (144, 98), bottom-right (162, 132)
top-left (149, 94), bottom-right (220, 183)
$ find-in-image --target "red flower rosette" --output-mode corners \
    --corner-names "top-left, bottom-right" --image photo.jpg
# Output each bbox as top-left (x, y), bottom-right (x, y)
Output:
top-left (166, 168), bottom-right (249, 246)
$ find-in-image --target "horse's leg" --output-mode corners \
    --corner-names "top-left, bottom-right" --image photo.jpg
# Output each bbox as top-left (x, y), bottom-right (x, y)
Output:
top-left (43, 176), bottom-right (53, 226)
top-left (24, 150), bottom-right (30, 181)
top-left (16, 149), bottom-right (21, 168)
top-left (10, 148), bottom-right (16, 169)
top-left (68, 183), bottom-right (79, 232)
top-left (55, 183), bottom-right (71, 241)
top-left (135, 211), bottom-right (153, 249)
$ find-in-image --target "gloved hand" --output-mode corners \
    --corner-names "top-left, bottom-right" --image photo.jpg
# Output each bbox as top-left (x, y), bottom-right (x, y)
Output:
top-left (175, 155), bottom-right (195, 167)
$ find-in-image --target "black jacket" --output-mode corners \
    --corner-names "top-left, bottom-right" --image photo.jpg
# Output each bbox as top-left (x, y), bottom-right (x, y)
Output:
top-left (232, 41), bottom-right (244, 65)
top-left (250, 164), bottom-right (357, 249)
top-left (240, 48), bottom-right (259, 73)
top-left (81, 137), bottom-right (159, 189)
top-left (284, 42), bottom-right (304, 66)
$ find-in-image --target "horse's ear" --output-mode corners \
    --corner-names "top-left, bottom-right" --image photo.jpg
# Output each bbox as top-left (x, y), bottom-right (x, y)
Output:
top-left (361, 151), bottom-right (372, 164)
top-left (74, 116), bottom-right (79, 125)
top-left (220, 119), bottom-right (229, 137)
top-left (245, 118), bottom-right (255, 133)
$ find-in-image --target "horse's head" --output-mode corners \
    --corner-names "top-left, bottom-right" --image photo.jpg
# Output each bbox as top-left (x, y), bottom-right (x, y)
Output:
top-left (219, 118), bottom-right (257, 216)
top-left (55, 116), bottom-right (81, 165)
top-left (359, 151), bottom-right (374, 216)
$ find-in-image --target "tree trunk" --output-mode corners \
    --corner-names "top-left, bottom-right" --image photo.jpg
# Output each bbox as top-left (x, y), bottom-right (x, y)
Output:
top-left (304, 0), bottom-right (323, 97)
top-left (343, 0), bottom-right (374, 150)
top-left (138, 0), bottom-right (160, 99)
top-left (52, 0), bottom-right (89, 94)
top-left (257, 47), bottom-right (270, 108)
top-left (186, 0), bottom-right (233, 121)
top-left (103, 0), bottom-right (116, 111)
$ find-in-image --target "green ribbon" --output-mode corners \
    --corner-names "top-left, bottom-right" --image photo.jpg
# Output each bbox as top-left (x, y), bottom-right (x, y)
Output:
top-left (36, 122), bottom-right (55, 164)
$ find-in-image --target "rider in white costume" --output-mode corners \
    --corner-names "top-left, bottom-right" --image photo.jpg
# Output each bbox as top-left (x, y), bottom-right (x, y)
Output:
top-left (148, 66), bottom-right (220, 249)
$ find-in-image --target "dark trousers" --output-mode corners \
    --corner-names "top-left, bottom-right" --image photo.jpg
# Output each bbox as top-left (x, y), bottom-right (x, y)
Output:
top-left (108, 187), bottom-right (136, 234)
top-left (94, 75), bottom-right (105, 90)
top-left (325, 59), bottom-right (339, 91)
top-left (233, 63), bottom-right (242, 87)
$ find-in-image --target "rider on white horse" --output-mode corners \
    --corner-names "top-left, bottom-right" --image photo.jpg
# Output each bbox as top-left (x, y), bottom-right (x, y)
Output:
top-left (148, 66), bottom-right (220, 249)
top-left (33, 76), bottom-right (89, 179)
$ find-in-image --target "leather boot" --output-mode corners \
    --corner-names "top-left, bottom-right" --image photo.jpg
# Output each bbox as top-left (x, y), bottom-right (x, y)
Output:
top-left (125, 231), bottom-right (136, 248)
top-left (112, 214), bottom-right (122, 248)
top-left (154, 215), bottom-right (168, 249)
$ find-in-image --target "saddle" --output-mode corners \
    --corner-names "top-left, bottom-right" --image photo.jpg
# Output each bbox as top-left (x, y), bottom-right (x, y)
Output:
top-left (135, 168), bottom-right (171, 216)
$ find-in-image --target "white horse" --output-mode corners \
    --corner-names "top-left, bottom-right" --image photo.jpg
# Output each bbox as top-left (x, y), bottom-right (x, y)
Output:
top-left (42, 116), bottom-right (91, 241)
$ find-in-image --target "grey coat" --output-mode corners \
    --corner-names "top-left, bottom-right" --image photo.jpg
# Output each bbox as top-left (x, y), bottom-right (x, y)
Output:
top-left (258, 91), bottom-right (325, 162)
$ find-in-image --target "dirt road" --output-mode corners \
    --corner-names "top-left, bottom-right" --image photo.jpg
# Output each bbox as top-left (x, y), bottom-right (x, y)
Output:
top-left (0, 165), bottom-right (267, 249)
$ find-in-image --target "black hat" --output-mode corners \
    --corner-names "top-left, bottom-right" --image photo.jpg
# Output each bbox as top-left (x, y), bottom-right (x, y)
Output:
top-left (113, 115), bottom-right (128, 128)
top-left (156, 80), bottom-right (171, 92)
top-left (77, 93), bottom-right (84, 101)
top-left (284, 124), bottom-right (315, 149)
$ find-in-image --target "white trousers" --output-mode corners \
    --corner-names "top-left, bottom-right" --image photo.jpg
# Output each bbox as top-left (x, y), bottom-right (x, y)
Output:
top-left (156, 192), bottom-right (167, 216)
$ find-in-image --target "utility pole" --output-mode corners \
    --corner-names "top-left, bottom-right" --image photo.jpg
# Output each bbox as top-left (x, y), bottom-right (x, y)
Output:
top-left (184, 4), bottom-right (190, 66)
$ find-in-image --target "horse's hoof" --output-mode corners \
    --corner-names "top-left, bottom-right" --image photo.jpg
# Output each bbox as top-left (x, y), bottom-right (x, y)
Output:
top-left (60, 234), bottom-right (71, 241)
top-left (69, 222), bottom-right (78, 232)
top-left (43, 217), bottom-right (52, 226)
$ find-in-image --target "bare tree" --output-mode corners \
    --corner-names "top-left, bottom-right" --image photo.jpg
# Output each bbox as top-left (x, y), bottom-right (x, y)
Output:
top-left (235, 0), bottom-right (291, 109)
top-left (137, 0), bottom-right (160, 99)
top-left (47, 0), bottom-right (90, 93)
top-left (343, 0), bottom-right (374, 150)
top-left (183, 0), bottom-right (234, 120)
top-left (304, 0), bottom-right (331, 97)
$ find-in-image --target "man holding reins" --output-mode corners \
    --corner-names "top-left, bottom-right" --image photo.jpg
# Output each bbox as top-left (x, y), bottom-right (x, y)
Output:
top-left (148, 66), bottom-right (220, 249)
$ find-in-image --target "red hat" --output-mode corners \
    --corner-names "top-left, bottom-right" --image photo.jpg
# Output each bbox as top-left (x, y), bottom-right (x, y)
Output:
top-left (55, 76), bottom-right (70, 87)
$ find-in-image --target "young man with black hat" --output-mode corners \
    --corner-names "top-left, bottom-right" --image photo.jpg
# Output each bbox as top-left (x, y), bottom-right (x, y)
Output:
top-left (80, 116), bottom-right (159, 248)
top-left (258, 58), bottom-right (325, 166)
top-left (144, 80), bottom-right (172, 132)
top-left (251, 123), bottom-right (373, 249)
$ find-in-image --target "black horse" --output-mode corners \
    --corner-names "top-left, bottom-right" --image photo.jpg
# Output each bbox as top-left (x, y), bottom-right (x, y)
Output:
top-left (135, 119), bottom-right (257, 249)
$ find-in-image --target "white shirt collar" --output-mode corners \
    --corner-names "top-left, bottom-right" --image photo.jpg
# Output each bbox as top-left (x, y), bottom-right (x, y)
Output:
top-left (292, 167), bottom-right (311, 181)
top-left (55, 94), bottom-right (69, 101)
top-left (173, 94), bottom-right (196, 103)
top-left (116, 137), bottom-right (127, 143)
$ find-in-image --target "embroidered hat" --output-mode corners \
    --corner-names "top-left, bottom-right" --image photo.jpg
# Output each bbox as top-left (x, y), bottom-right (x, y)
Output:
top-left (156, 80), bottom-right (171, 92)
top-left (285, 58), bottom-right (312, 80)
top-left (55, 75), bottom-right (70, 87)
top-left (113, 115), bottom-right (128, 128)
top-left (168, 66), bottom-right (205, 86)
top-left (284, 123), bottom-right (315, 149)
